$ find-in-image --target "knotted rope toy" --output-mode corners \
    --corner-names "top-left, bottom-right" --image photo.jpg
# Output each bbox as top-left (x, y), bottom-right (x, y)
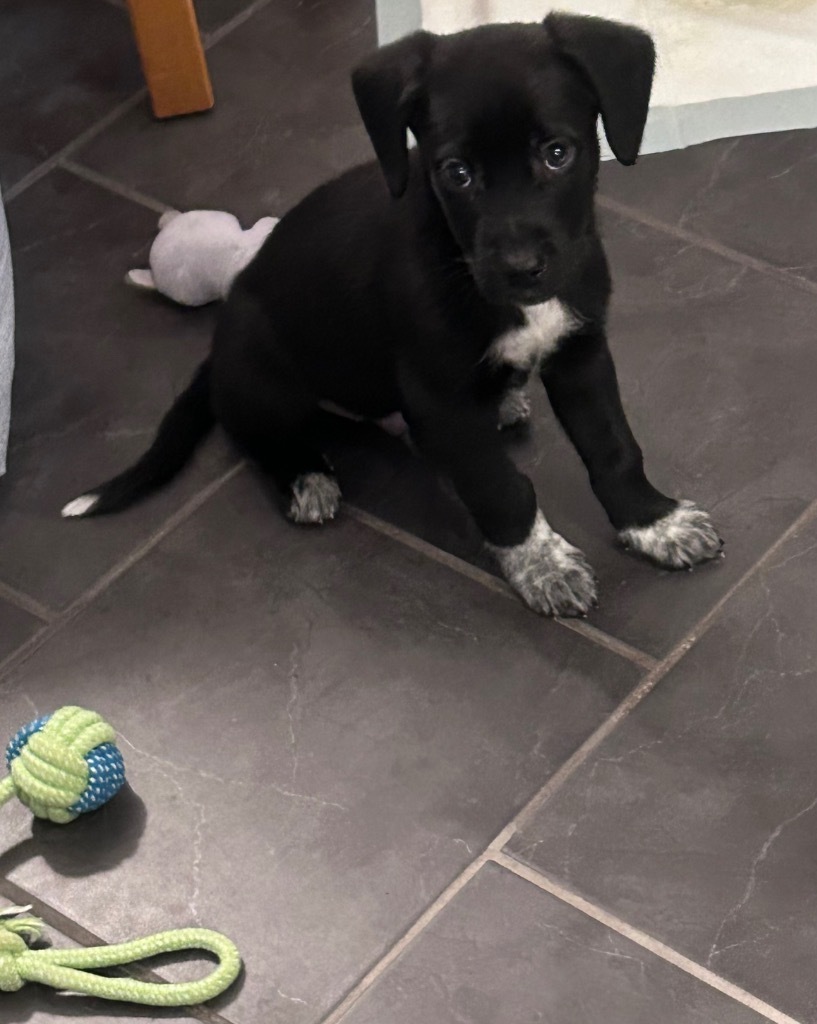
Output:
top-left (0, 705), bottom-right (125, 822)
top-left (1, 706), bottom-right (242, 1006)
top-left (0, 906), bottom-right (241, 1005)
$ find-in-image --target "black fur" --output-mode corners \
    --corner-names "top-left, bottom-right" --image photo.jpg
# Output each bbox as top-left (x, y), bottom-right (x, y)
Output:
top-left (67, 13), bottom-right (721, 614)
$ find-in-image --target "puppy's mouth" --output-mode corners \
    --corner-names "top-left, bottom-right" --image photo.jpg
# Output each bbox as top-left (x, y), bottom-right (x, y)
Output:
top-left (469, 263), bottom-right (558, 307)
top-left (503, 280), bottom-right (557, 307)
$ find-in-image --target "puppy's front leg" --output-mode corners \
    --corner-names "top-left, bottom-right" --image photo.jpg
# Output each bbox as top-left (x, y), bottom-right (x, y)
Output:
top-left (402, 373), bottom-right (597, 616)
top-left (541, 331), bottom-right (722, 568)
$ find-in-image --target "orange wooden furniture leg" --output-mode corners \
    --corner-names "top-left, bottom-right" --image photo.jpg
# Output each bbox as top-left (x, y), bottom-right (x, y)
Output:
top-left (126, 0), bottom-right (214, 119)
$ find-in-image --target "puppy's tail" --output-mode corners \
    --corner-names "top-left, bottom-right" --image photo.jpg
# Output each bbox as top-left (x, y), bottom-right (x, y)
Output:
top-left (62, 359), bottom-right (215, 519)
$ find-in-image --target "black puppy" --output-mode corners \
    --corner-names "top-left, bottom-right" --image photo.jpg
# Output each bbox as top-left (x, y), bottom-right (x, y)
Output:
top-left (63, 12), bottom-right (722, 616)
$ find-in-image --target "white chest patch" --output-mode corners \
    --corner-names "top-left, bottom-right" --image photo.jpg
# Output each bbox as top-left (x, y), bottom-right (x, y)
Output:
top-left (489, 299), bottom-right (578, 370)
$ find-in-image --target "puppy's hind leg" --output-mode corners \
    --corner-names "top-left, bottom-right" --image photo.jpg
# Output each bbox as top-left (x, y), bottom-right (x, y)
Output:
top-left (213, 297), bottom-right (341, 524)
top-left (226, 388), bottom-right (341, 525)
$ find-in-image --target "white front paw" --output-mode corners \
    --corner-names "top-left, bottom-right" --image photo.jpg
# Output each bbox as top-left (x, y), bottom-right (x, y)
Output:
top-left (490, 511), bottom-right (598, 617)
top-left (619, 500), bottom-right (723, 569)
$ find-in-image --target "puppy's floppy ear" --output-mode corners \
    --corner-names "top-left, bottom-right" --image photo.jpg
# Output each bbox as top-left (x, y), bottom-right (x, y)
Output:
top-left (545, 12), bottom-right (655, 166)
top-left (352, 31), bottom-right (435, 197)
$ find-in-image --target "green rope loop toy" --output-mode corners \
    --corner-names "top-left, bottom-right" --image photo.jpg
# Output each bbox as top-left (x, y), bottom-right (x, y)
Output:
top-left (0, 907), bottom-right (241, 1005)
top-left (1, 707), bottom-right (243, 1008)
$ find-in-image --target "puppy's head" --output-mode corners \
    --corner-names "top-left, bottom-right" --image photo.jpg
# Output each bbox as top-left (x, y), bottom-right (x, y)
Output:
top-left (353, 14), bottom-right (655, 307)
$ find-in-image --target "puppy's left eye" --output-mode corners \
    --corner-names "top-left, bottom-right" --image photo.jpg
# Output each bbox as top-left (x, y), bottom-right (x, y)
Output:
top-left (541, 140), bottom-right (575, 172)
top-left (440, 159), bottom-right (473, 189)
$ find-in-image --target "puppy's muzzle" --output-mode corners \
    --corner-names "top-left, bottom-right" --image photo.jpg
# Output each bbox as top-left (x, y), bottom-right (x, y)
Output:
top-left (473, 220), bottom-right (557, 304)
top-left (477, 244), bottom-right (554, 305)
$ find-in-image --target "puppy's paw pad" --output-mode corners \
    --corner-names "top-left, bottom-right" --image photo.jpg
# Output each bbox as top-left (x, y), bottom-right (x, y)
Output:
top-left (620, 500), bottom-right (722, 569)
top-left (497, 388), bottom-right (531, 430)
top-left (287, 473), bottom-right (341, 525)
top-left (61, 494), bottom-right (99, 518)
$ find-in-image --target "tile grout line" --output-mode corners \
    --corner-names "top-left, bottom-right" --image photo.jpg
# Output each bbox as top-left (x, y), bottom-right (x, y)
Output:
top-left (321, 495), bottom-right (817, 1024)
top-left (492, 851), bottom-right (802, 1024)
top-left (0, 580), bottom-right (55, 623)
top-left (560, 614), bottom-right (657, 670)
top-left (597, 194), bottom-right (817, 299)
top-left (60, 158), bottom-right (173, 215)
top-left (0, 878), bottom-right (234, 1024)
top-left (202, 0), bottom-right (275, 50)
top-left (345, 504), bottom-right (659, 671)
top-left (3, 90), bottom-right (149, 205)
top-left (2, 0), bottom-right (275, 208)
top-left (0, 878), bottom-right (116, 950)
top-left (0, 463), bottom-right (244, 689)
top-left (319, 848), bottom-right (500, 1024)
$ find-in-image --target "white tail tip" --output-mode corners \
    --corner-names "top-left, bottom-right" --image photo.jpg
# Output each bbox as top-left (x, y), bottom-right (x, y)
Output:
top-left (61, 494), bottom-right (99, 518)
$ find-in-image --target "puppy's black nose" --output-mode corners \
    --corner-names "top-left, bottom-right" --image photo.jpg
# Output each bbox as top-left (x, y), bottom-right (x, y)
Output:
top-left (501, 248), bottom-right (547, 281)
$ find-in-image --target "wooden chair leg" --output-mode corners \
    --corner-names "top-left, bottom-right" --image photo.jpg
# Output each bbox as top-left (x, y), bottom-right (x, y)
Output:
top-left (125, 0), bottom-right (214, 119)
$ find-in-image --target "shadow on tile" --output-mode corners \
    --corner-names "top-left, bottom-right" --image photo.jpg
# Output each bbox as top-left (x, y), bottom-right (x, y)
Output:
top-left (0, 784), bottom-right (146, 882)
top-left (0, 0), bottom-right (142, 192)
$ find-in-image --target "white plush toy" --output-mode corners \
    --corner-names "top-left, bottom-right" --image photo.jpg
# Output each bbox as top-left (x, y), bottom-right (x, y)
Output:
top-left (127, 209), bottom-right (278, 306)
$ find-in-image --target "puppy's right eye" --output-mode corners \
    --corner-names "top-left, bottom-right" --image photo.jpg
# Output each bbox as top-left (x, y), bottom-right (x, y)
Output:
top-left (541, 140), bottom-right (575, 172)
top-left (440, 159), bottom-right (473, 189)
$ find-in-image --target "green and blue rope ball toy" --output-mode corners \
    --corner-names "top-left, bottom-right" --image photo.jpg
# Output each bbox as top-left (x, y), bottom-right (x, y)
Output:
top-left (1, 706), bottom-right (125, 823)
top-left (0, 706), bottom-right (242, 1007)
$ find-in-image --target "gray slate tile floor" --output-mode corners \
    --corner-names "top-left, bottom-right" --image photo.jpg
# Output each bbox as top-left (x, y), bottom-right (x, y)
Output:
top-left (0, 1), bottom-right (815, 1022)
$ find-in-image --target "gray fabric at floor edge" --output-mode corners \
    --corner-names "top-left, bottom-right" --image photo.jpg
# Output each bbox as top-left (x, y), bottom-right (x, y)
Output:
top-left (0, 184), bottom-right (15, 476)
